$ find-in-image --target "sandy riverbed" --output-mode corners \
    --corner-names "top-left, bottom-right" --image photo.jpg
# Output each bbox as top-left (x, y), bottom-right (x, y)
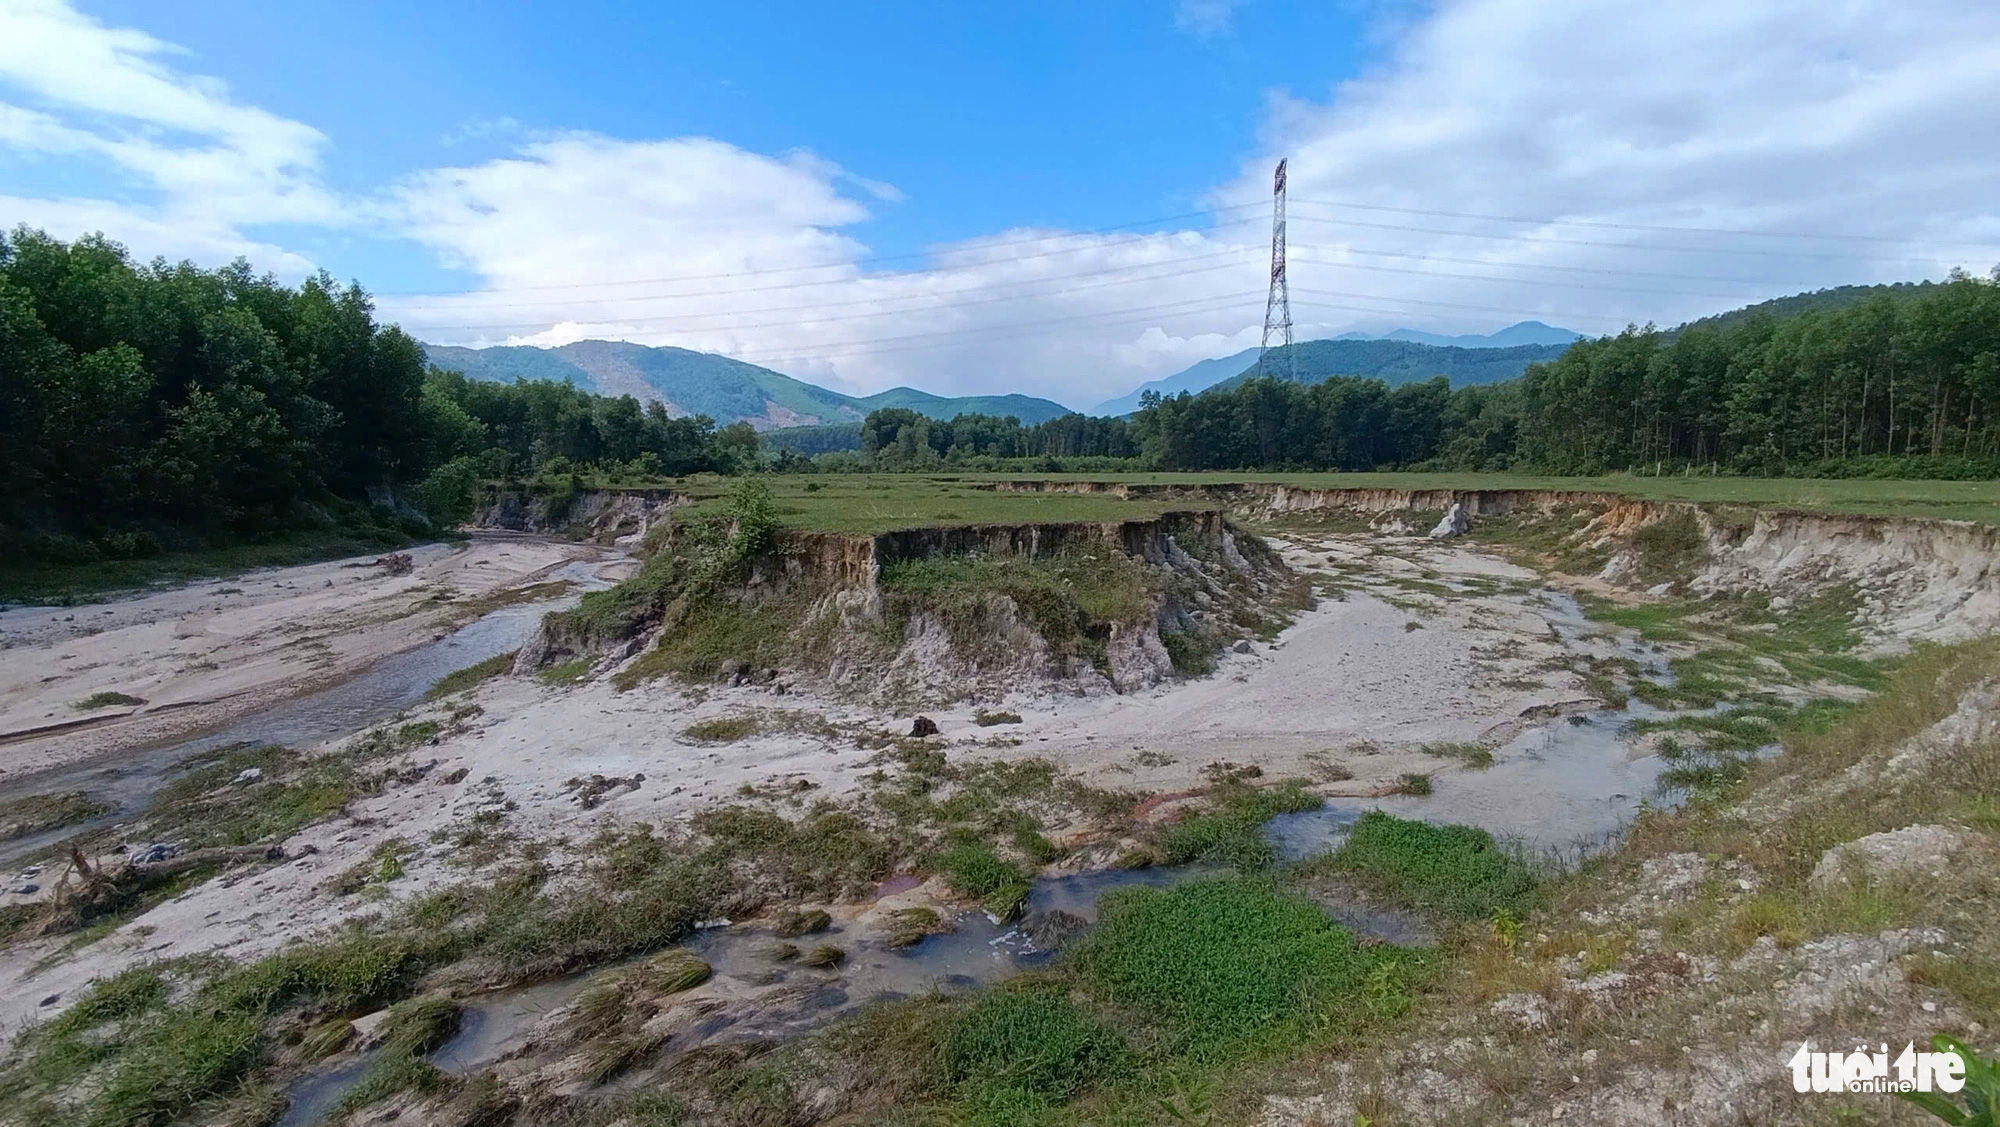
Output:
top-left (0, 528), bottom-right (1663, 1032)
top-left (0, 534), bottom-right (623, 783)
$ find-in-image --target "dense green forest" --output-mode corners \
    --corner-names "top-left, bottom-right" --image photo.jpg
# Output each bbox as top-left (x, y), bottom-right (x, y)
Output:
top-left (0, 229), bottom-right (740, 571)
top-left (834, 270), bottom-right (2000, 477)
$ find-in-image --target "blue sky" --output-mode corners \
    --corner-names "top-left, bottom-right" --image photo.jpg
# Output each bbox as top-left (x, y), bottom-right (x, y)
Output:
top-left (50, 1), bottom-right (1371, 294)
top-left (3, 0), bottom-right (1999, 408)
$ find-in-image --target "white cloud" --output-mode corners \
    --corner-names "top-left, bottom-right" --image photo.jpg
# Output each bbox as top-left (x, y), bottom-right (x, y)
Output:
top-left (0, 0), bottom-right (339, 266)
top-left (1175, 0), bottom-right (1243, 38)
top-left (6, 0), bottom-right (2000, 410)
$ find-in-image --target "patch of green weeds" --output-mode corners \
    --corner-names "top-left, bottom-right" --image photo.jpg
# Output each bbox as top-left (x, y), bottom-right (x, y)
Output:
top-left (683, 715), bottom-right (759, 743)
top-left (1072, 876), bottom-right (1422, 1057)
top-left (1156, 781), bottom-right (1322, 870)
top-left (0, 791), bottom-right (112, 840)
top-left (1304, 810), bottom-right (1538, 919)
top-left (535, 658), bottom-right (593, 687)
top-left (943, 986), bottom-right (1129, 1110)
top-left (73, 691), bottom-right (146, 711)
top-left (423, 651), bottom-right (516, 700)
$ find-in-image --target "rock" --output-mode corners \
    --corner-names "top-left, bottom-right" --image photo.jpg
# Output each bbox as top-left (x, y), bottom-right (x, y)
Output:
top-left (1020, 909), bottom-right (1089, 952)
top-left (350, 1008), bottom-right (393, 1048)
top-left (135, 842), bottom-right (180, 864)
top-left (1491, 992), bottom-right (1550, 1029)
top-left (1809, 824), bottom-right (1969, 889)
top-left (1233, 640), bottom-right (1254, 654)
top-left (1646, 582), bottom-right (1674, 596)
top-left (1428, 502), bottom-right (1472, 539)
top-left (719, 658), bottom-right (750, 685)
top-left (1769, 595), bottom-right (1794, 611)
top-left (9, 884), bottom-right (37, 895)
top-left (231, 767), bottom-right (263, 786)
top-left (908, 716), bottom-right (940, 738)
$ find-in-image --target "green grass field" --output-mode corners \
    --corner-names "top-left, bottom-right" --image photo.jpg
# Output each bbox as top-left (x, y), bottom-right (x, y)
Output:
top-left (663, 471), bottom-right (2000, 531)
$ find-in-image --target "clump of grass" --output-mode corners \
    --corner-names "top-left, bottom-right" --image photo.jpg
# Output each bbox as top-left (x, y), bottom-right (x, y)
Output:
top-left (1306, 811), bottom-right (1538, 919)
top-left (423, 651), bottom-right (516, 700)
top-left (1011, 825), bottom-right (1064, 865)
top-left (1160, 629), bottom-right (1217, 676)
top-left (683, 715), bottom-right (759, 744)
top-left (801, 944), bottom-right (846, 968)
top-left (1420, 742), bottom-right (1494, 769)
top-left (1156, 780), bottom-right (1322, 870)
top-left (774, 907), bottom-right (832, 937)
top-left (637, 949), bottom-right (713, 995)
top-left (73, 691), bottom-right (147, 710)
top-left (973, 709), bottom-right (1023, 726)
top-left (942, 986), bottom-right (1129, 1108)
top-left (536, 657), bottom-right (593, 687)
top-left (1394, 772), bottom-right (1434, 796)
top-left (336, 994), bottom-right (460, 1114)
top-left (689, 806), bottom-right (896, 901)
top-left (0, 791), bottom-right (112, 840)
top-left (885, 907), bottom-right (947, 948)
top-left (937, 841), bottom-right (1031, 919)
top-left (1072, 877), bottom-right (1419, 1054)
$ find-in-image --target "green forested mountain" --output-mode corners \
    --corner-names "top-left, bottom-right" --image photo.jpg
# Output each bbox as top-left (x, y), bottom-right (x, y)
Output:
top-left (423, 340), bottom-right (1075, 428)
top-left (1208, 339), bottom-right (1573, 395)
top-left (1670, 281), bottom-right (1947, 336)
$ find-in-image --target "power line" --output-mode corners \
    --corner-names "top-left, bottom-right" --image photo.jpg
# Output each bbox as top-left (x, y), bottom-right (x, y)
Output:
top-left (1286, 253), bottom-right (1771, 302)
top-left (1283, 208), bottom-right (1964, 264)
top-left (1291, 286), bottom-right (1636, 325)
top-left (1290, 197), bottom-right (2000, 250)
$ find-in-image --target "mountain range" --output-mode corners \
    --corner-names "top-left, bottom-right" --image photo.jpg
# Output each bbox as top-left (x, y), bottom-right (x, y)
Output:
top-left (421, 341), bottom-right (1075, 430)
top-left (1088, 321), bottom-right (1584, 415)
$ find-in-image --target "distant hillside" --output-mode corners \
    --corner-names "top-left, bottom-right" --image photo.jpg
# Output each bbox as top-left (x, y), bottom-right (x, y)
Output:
top-left (421, 341), bottom-right (1072, 429)
top-left (1090, 322), bottom-right (1581, 415)
top-left (1090, 347), bottom-right (1261, 417)
top-left (1672, 281), bottom-right (1947, 335)
top-left (1347, 320), bottom-right (1584, 349)
top-left (1202, 339), bottom-right (1573, 396)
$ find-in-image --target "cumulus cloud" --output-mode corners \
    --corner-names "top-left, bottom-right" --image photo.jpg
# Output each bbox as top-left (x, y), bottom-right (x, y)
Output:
top-left (0, 0), bottom-right (336, 269)
top-left (6, 0), bottom-right (2000, 409)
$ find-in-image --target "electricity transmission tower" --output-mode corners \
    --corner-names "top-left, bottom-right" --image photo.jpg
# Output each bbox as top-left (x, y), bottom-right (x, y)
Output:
top-left (1258, 157), bottom-right (1293, 381)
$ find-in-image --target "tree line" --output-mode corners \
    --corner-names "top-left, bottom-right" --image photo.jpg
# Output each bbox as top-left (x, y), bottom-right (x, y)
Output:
top-left (825, 270), bottom-right (2000, 478)
top-left (0, 229), bottom-right (739, 567)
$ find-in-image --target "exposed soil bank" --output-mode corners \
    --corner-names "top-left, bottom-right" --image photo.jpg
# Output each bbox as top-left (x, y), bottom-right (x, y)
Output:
top-left (992, 481), bottom-right (2000, 645)
top-left (470, 485), bottom-right (679, 545)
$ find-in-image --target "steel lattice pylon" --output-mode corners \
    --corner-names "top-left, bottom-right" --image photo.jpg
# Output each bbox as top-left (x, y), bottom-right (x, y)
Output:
top-left (1258, 158), bottom-right (1293, 381)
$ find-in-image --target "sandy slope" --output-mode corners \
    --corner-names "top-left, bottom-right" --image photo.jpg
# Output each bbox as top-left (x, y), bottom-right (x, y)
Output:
top-left (0, 534), bottom-right (614, 782)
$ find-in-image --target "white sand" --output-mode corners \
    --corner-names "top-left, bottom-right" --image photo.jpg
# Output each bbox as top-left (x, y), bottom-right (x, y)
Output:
top-left (0, 529), bottom-right (1623, 1031)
